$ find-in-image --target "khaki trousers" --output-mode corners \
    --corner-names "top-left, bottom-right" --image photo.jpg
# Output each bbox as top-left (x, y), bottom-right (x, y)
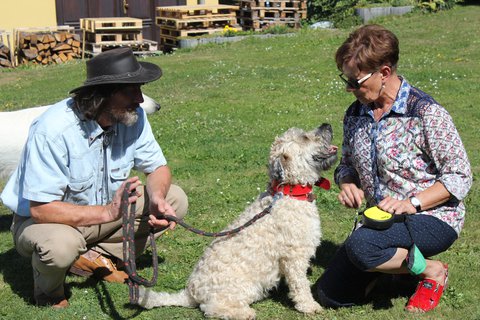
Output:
top-left (11, 184), bottom-right (188, 299)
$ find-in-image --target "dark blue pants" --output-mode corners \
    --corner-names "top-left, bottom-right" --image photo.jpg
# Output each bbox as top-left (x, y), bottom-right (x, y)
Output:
top-left (315, 214), bottom-right (457, 308)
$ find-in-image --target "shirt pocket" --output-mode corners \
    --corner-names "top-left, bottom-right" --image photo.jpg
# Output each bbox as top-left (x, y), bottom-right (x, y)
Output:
top-left (65, 175), bottom-right (94, 205)
top-left (110, 161), bottom-right (133, 180)
top-left (109, 160), bottom-right (134, 193)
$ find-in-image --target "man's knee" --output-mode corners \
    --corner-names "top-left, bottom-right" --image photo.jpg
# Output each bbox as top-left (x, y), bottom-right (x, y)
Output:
top-left (22, 225), bottom-right (86, 269)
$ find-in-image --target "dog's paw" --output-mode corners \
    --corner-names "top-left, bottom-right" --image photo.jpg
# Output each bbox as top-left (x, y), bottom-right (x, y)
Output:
top-left (295, 301), bottom-right (323, 314)
top-left (137, 287), bottom-right (155, 309)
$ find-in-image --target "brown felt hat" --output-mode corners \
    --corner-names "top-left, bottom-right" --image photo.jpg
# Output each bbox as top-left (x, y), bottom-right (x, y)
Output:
top-left (70, 47), bottom-right (162, 94)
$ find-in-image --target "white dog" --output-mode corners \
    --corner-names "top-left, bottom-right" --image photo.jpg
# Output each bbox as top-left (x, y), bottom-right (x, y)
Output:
top-left (138, 124), bottom-right (338, 320)
top-left (0, 94), bottom-right (160, 180)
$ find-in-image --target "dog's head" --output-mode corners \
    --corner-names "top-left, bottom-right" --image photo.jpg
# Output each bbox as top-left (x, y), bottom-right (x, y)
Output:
top-left (268, 124), bottom-right (338, 186)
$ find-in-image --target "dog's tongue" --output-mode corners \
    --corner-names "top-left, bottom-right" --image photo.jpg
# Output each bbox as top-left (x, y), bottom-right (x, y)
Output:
top-left (315, 177), bottom-right (331, 190)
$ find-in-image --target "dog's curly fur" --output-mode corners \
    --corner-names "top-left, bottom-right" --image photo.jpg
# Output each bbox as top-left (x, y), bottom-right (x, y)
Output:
top-left (138, 124), bottom-right (338, 320)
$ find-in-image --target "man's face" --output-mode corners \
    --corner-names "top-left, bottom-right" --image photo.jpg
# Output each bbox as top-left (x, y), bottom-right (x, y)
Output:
top-left (106, 84), bottom-right (144, 126)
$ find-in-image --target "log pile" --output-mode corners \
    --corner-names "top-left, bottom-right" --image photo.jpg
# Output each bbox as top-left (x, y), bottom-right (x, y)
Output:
top-left (0, 43), bottom-right (13, 68)
top-left (0, 31), bottom-right (13, 68)
top-left (17, 29), bottom-right (82, 65)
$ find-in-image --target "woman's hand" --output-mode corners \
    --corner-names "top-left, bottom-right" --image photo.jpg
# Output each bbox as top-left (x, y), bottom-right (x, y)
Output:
top-left (339, 182), bottom-right (365, 209)
top-left (378, 196), bottom-right (416, 215)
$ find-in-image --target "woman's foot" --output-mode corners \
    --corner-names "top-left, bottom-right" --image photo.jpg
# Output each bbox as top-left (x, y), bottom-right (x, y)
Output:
top-left (405, 261), bottom-right (448, 313)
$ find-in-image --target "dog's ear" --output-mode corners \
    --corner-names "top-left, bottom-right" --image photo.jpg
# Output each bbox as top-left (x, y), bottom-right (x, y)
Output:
top-left (271, 154), bottom-right (290, 181)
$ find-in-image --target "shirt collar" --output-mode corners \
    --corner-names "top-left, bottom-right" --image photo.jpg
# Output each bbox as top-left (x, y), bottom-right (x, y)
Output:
top-left (359, 76), bottom-right (411, 117)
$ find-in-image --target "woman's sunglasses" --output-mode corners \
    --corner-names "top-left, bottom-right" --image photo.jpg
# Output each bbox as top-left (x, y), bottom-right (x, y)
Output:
top-left (338, 71), bottom-right (376, 90)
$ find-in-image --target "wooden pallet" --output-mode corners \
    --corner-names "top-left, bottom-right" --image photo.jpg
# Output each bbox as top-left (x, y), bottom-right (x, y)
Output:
top-left (80, 17), bottom-right (143, 33)
top-left (240, 0), bottom-right (306, 9)
top-left (84, 39), bottom-right (158, 56)
top-left (240, 17), bottom-right (301, 30)
top-left (156, 5), bottom-right (242, 51)
top-left (157, 16), bottom-right (238, 30)
top-left (160, 26), bottom-right (241, 38)
top-left (84, 31), bottom-right (143, 44)
top-left (156, 5), bottom-right (238, 19)
top-left (239, 8), bottom-right (306, 19)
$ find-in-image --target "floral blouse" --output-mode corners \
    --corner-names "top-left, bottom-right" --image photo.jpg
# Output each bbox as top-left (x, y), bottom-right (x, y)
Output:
top-left (334, 78), bottom-right (472, 235)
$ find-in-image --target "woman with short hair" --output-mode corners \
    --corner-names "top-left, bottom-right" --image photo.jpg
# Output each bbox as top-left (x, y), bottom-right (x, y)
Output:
top-left (315, 24), bottom-right (472, 313)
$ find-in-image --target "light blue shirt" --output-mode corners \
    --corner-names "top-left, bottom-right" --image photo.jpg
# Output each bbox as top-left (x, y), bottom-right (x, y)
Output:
top-left (1, 98), bottom-right (166, 217)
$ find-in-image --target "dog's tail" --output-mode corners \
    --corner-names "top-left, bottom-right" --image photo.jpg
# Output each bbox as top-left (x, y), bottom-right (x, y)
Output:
top-left (137, 287), bottom-right (197, 309)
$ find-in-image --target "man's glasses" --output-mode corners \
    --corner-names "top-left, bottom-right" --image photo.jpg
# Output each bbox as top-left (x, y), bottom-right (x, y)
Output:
top-left (338, 71), bottom-right (376, 90)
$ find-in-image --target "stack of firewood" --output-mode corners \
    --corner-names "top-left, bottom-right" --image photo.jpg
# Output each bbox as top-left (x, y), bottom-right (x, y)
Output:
top-left (0, 43), bottom-right (13, 68)
top-left (17, 30), bottom-right (82, 65)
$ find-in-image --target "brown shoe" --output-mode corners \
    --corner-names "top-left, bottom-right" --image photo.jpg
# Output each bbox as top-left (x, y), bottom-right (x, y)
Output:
top-left (69, 250), bottom-right (128, 284)
top-left (35, 293), bottom-right (69, 309)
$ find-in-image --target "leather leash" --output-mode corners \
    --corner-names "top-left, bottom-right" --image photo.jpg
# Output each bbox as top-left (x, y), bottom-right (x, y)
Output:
top-left (159, 203), bottom-right (274, 237)
top-left (121, 182), bottom-right (158, 304)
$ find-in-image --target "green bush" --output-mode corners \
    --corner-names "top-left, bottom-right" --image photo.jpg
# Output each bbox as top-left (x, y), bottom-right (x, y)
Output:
top-left (307, 0), bottom-right (361, 28)
top-left (307, 0), bottom-right (464, 27)
top-left (417, 0), bottom-right (464, 12)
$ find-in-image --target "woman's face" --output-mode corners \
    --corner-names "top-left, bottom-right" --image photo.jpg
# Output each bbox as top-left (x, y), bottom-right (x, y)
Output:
top-left (341, 62), bottom-right (383, 105)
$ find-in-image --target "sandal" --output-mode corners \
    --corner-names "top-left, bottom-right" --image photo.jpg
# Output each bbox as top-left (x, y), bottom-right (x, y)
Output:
top-left (405, 263), bottom-right (448, 313)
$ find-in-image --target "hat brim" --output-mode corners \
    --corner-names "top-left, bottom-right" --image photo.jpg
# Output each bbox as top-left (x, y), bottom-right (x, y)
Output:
top-left (69, 61), bottom-right (162, 94)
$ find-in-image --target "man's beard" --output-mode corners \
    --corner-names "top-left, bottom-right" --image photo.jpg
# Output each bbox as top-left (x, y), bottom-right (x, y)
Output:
top-left (110, 107), bottom-right (139, 126)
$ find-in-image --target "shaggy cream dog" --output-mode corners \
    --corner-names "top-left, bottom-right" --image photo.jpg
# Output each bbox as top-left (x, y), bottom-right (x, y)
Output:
top-left (138, 124), bottom-right (338, 320)
top-left (0, 94), bottom-right (160, 179)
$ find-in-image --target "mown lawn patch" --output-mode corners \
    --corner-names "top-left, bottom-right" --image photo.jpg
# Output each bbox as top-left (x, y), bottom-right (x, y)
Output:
top-left (1, 5), bottom-right (479, 319)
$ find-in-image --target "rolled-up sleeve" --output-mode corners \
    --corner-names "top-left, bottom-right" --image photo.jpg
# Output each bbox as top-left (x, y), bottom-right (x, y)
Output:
top-left (22, 131), bottom-right (69, 203)
top-left (133, 109), bottom-right (167, 173)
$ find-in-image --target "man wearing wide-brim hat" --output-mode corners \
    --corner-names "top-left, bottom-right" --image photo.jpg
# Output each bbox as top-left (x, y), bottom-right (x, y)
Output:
top-left (1, 48), bottom-right (188, 308)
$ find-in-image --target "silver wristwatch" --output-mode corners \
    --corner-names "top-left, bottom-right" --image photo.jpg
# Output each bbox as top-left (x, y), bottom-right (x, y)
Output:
top-left (410, 196), bottom-right (422, 213)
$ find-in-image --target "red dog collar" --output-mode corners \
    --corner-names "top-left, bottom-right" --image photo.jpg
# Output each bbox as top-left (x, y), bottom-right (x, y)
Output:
top-left (271, 178), bottom-right (330, 201)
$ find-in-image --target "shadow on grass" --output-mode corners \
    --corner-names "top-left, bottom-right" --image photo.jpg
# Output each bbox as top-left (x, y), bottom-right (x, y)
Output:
top-left (0, 248), bottom-right (33, 304)
top-left (0, 245), bottom-right (163, 318)
top-left (0, 213), bottom-right (13, 232)
top-left (311, 239), bottom-right (341, 269)
top-left (94, 281), bottom-right (143, 320)
top-left (368, 274), bottom-right (418, 310)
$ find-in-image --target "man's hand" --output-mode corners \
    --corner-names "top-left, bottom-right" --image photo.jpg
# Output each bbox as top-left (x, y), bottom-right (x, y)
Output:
top-left (148, 196), bottom-right (177, 230)
top-left (107, 176), bottom-right (142, 222)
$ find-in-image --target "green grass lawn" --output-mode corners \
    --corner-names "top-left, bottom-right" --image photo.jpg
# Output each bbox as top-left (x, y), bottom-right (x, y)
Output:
top-left (1, 4), bottom-right (479, 319)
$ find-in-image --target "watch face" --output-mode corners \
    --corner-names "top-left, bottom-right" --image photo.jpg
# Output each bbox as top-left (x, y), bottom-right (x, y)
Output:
top-left (411, 197), bottom-right (421, 208)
